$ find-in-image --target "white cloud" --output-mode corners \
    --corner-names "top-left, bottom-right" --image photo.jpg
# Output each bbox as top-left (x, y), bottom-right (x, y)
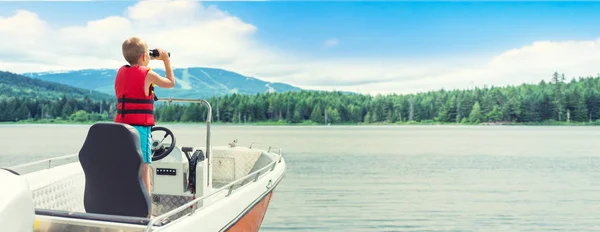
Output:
top-left (323, 38), bottom-right (338, 48)
top-left (1, 0), bottom-right (600, 95)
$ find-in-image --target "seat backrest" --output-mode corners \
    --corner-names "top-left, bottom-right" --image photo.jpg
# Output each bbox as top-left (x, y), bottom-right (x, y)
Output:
top-left (78, 122), bottom-right (151, 218)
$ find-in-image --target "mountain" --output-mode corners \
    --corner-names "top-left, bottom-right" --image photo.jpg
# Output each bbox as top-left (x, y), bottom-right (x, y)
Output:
top-left (0, 71), bottom-right (113, 100)
top-left (22, 67), bottom-right (303, 99)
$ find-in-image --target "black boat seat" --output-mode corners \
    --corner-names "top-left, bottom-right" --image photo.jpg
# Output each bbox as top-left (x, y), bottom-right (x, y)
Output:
top-left (78, 122), bottom-right (151, 218)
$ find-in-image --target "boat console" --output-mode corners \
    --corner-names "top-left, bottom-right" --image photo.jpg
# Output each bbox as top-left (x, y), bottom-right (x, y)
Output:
top-left (148, 126), bottom-right (209, 197)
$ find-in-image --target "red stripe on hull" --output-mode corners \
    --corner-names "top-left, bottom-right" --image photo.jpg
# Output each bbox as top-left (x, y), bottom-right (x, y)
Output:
top-left (226, 191), bottom-right (274, 232)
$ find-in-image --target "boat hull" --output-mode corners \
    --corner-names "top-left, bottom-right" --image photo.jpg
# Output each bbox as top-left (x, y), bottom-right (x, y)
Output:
top-left (223, 190), bottom-right (274, 232)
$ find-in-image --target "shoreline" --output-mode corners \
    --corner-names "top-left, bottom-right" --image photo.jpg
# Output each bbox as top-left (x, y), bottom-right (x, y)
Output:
top-left (1, 120), bottom-right (598, 127)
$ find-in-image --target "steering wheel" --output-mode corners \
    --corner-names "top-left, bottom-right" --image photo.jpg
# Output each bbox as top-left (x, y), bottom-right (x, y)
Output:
top-left (150, 126), bottom-right (176, 161)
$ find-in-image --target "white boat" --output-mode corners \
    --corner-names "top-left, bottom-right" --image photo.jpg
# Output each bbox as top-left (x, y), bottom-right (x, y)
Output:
top-left (0, 98), bottom-right (287, 232)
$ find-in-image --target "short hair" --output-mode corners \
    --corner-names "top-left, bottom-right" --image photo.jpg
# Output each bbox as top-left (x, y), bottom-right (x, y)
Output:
top-left (122, 37), bottom-right (147, 65)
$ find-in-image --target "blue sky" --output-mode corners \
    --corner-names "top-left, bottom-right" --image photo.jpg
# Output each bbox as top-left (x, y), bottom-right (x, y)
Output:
top-left (2, 1), bottom-right (600, 94)
top-left (5, 1), bottom-right (600, 59)
top-left (216, 1), bottom-right (600, 58)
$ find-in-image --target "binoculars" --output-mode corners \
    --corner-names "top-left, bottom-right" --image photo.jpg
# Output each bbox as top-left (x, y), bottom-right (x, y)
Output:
top-left (149, 49), bottom-right (171, 59)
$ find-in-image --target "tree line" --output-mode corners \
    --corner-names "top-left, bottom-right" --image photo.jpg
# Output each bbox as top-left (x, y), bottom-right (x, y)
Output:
top-left (2, 72), bottom-right (600, 125)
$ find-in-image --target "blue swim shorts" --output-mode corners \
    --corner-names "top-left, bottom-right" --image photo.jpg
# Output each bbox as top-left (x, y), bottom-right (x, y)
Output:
top-left (132, 125), bottom-right (152, 164)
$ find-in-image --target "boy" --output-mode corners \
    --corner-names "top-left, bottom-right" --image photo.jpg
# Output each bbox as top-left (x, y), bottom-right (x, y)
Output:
top-left (114, 37), bottom-right (175, 207)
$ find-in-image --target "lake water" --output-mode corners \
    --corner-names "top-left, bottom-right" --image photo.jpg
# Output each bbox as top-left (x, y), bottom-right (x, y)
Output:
top-left (1, 124), bottom-right (599, 231)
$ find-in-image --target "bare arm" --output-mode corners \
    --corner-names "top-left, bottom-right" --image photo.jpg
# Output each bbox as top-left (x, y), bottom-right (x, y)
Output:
top-left (147, 71), bottom-right (174, 88)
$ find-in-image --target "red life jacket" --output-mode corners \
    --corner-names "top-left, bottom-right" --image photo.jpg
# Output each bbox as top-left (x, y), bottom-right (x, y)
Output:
top-left (113, 65), bottom-right (156, 126)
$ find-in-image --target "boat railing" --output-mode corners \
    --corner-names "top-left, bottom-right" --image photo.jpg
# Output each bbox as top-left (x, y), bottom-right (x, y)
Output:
top-left (8, 153), bottom-right (79, 173)
top-left (158, 97), bottom-right (212, 160)
top-left (144, 153), bottom-right (282, 232)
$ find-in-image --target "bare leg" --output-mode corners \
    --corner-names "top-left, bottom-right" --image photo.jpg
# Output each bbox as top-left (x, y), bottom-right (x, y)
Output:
top-left (142, 163), bottom-right (153, 217)
top-left (142, 163), bottom-right (152, 193)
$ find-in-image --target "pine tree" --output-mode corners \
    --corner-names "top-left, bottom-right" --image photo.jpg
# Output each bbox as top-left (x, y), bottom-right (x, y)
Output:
top-left (469, 101), bottom-right (483, 124)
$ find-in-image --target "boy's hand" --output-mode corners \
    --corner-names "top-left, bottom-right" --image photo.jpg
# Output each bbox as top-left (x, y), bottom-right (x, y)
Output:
top-left (156, 48), bottom-right (170, 61)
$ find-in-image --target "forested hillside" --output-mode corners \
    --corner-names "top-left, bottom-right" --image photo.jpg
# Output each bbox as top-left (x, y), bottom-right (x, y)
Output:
top-left (2, 71), bottom-right (600, 125)
top-left (153, 72), bottom-right (600, 125)
top-left (0, 71), bottom-right (112, 122)
top-left (0, 71), bottom-right (112, 100)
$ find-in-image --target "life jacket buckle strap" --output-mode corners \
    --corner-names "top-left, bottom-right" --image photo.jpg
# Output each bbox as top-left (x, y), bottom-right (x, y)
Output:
top-left (117, 98), bottom-right (155, 104)
top-left (120, 95), bottom-right (126, 118)
top-left (117, 109), bottom-right (154, 114)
